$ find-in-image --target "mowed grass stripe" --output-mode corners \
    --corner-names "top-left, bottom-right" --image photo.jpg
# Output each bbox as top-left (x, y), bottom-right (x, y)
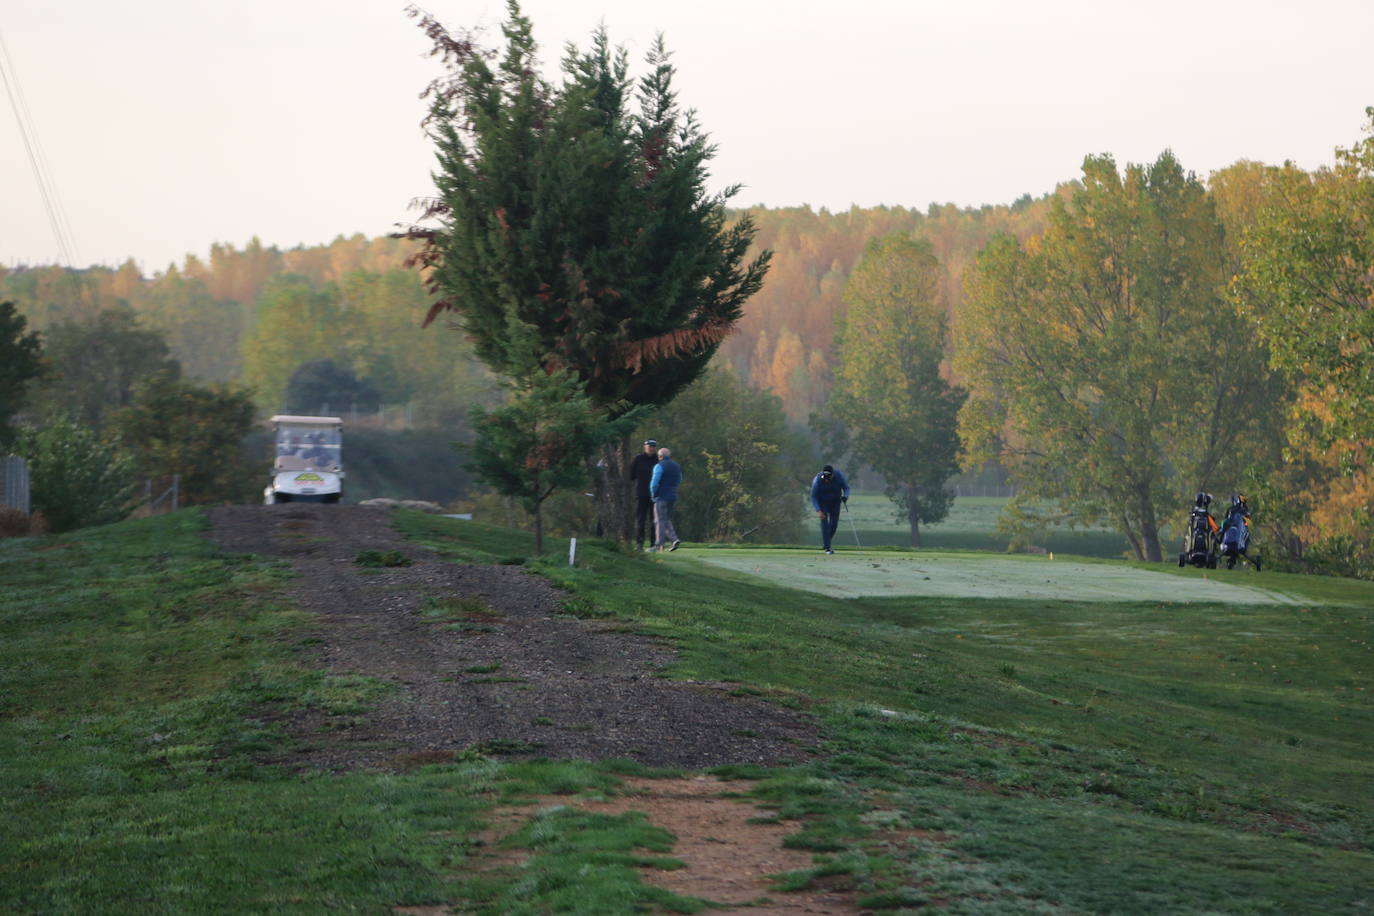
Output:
top-left (678, 547), bottom-right (1305, 603)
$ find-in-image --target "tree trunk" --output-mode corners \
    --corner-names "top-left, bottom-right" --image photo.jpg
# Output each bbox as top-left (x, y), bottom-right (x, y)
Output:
top-left (533, 502), bottom-right (544, 555)
top-left (1137, 494), bottom-right (1163, 563)
top-left (908, 496), bottom-right (922, 548)
top-left (592, 435), bottom-right (634, 542)
top-left (1121, 510), bottom-right (1144, 561)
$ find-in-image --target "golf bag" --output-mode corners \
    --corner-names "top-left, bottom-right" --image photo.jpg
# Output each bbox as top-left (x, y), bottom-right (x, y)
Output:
top-left (1178, 492), bottom-right (1218, 569)
top-left (1218, 495), bottom-right (1261, 571)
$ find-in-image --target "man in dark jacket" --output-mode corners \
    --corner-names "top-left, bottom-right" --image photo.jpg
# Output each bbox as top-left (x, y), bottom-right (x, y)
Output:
top-left (809, 464), bottom-right (850, 554)
top-left (628, 439), bottom-right (659, 550)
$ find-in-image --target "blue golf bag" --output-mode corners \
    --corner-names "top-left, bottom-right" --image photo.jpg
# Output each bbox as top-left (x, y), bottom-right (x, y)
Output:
top-left (1218, 495), bottom-right (1261, 571)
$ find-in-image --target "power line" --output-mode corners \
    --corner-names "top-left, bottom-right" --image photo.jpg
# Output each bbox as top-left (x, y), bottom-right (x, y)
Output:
top-left (0, 28), bottom-right (78, 267)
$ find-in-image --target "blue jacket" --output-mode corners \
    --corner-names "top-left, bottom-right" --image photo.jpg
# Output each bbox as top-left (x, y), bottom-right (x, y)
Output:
top-left (650, 458), bottom-right (682, 501)
top-left (810, 469), bottom-right (850, 511)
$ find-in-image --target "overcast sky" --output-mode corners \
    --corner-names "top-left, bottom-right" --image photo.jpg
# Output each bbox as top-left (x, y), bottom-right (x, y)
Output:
top-left (3, 0), bottom-right (1371, 273)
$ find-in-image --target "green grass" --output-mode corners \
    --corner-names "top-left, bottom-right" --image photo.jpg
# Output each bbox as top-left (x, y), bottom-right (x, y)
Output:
top-left (4, 508), bottom-right (1373, 913)
top-left (401, 511), bottom-right (1374, 913)
top-left (0, 512), bottom-right (700, 915)
top-left (836, 493), bottom-right (1131, 557)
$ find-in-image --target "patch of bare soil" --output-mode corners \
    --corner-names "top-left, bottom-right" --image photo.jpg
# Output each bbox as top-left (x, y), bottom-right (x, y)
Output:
top-left (206, 504), bottom-right (816, 770)
top-left (475, 776), bottom-right (871, 915)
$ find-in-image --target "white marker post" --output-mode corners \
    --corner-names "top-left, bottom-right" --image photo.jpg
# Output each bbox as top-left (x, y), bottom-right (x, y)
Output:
top-left (568, 537), bottom-right (577, 567)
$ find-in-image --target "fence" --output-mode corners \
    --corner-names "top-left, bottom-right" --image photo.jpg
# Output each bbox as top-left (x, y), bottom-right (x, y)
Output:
top-left (1, 456), bottom-right (31, 514)
top-left (142, 475), bottom-right (180, 514)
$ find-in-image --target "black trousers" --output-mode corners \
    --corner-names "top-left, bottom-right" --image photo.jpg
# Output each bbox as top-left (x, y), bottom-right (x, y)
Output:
top-left (635, 497), bottom-right (654, 544)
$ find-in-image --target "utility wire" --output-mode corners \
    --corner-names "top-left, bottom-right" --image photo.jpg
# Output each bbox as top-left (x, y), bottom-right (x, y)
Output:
top-left (4, 30), bottom-right (81, 267)
top-left (0, 28), bottom-right (78, 267)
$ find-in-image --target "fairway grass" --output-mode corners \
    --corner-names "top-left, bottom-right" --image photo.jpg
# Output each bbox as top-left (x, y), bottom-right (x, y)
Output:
top-left (679, 548), bottom-right (1305, 604)
top-left (6, 509), bottom-right (1372, 914)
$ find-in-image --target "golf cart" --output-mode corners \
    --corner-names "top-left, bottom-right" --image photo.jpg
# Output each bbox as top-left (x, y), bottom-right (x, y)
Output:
top-left (263, 415), bottom-right (344, 504)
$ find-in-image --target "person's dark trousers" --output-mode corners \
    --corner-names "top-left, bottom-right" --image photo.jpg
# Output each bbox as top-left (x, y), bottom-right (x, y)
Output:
top-left (819, 502), bottom-right (841, 550)
top-left (635, 497), bottom-right (655, 547)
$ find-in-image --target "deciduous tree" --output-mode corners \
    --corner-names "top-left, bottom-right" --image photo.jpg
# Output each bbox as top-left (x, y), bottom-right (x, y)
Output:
top-left (632, 365), bottom-right (808, 544)
top-left (828, 237), bottom-right (965, 547)
top-left (957, 152), bottom-right (1281, 561)
top-left (28, 306), bottom-right (180, 431)
top-left (116, 371), bottom-right (259, 505)
top-left (1237, 110), bottom-right (1374, 447)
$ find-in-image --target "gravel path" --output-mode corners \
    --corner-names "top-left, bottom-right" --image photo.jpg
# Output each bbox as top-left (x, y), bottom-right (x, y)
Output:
top-left (207, 505), bottom-right (816, 771)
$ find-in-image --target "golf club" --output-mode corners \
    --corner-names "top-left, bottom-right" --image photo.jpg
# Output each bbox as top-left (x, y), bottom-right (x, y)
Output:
top-left (844, 500), bottom-right (862, 549)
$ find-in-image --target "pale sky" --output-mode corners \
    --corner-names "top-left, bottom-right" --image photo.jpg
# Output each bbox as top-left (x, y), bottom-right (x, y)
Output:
top-left (3, 0), bottom-right (1371, 274)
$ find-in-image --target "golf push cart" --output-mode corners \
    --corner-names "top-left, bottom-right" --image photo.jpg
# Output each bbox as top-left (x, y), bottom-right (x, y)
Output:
top-left (1179, 491), bottom-right (1220, 569)
top-left (263, 415), bottom-right (344, 504)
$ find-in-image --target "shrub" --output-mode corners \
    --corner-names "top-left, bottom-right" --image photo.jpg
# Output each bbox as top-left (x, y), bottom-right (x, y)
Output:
top-left (14, 419), bottom-right (138, 532)
top-left (0, 507), bottom-right (48, 538)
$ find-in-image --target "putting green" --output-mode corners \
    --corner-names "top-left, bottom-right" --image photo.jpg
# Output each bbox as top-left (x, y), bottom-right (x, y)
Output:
top-left (678, 549), bottom-right (1301, 604)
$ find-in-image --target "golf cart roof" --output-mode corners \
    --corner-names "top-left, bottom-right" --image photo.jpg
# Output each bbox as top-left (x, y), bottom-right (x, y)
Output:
top-left (268, 415), bottom-right (343, 426)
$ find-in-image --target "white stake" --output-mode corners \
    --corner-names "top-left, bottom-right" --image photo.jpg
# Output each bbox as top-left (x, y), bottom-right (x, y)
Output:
top-left (568, 537), bottom-right (577, 567)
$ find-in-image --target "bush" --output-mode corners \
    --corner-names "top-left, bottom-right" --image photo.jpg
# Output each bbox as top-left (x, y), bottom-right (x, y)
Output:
top-left (0, 507), bottom-right (48, 538)
top-left (633, 366), bottom-right (811, 544)
top-left (1290, 535), bottom-right (1374, 580)
top-left (14, 418), bottom-right (139, 532)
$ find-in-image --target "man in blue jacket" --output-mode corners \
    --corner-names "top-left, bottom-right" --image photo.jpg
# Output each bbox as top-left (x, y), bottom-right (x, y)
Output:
top-left (649, 447), bottom-right (683, 551)
top-left (810, 464), bottom-right (850, 554)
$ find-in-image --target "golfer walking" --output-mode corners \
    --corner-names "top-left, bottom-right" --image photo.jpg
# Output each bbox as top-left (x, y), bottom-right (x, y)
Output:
top-left (649, 447), bottom-right (683, 551)
top-left (810, 464), bottom-right (850, 554)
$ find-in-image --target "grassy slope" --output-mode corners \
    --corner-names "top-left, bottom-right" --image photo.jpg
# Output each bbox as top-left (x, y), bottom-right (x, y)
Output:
top-left (3, 509), bottom-right (1371, 914)
top-left (400, 513), bottom-right (1374, 912)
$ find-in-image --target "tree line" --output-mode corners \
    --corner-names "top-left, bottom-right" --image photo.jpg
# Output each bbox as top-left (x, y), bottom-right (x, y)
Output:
top-left (1, 0), bottom-right (1369, 574)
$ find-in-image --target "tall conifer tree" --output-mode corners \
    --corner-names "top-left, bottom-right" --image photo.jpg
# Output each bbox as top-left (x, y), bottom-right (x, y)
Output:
top-left (402, 2), bottom-right (769, 539)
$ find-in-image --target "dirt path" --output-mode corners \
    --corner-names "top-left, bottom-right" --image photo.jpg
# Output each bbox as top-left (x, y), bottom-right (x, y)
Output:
top-left (458, 776), bottom-right (871, 915)
top-left (207, 504), bottom-right (816, 771)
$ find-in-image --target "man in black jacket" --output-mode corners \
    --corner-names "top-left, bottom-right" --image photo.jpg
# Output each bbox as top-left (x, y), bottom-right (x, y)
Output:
top-left (628, 439), bottom-right (660, 550)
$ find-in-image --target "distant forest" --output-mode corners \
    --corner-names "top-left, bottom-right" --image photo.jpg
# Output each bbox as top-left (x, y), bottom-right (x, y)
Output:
top-left (5, 150), bottom-right (1370, 569)
top-left (0, 197), bottom-right (1061, 436)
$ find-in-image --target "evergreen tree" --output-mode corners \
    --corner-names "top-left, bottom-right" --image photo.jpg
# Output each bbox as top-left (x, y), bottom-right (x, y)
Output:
top-left (404, 2), bottom-right (769, 540)
top-left (0, 301), bottom-right (44, 447)
top-left (466, 331), bottom-right (640, 554)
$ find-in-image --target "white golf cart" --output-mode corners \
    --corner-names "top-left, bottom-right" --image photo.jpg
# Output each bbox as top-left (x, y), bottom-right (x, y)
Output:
top-left (263, 415), bottom-right (344, 504)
